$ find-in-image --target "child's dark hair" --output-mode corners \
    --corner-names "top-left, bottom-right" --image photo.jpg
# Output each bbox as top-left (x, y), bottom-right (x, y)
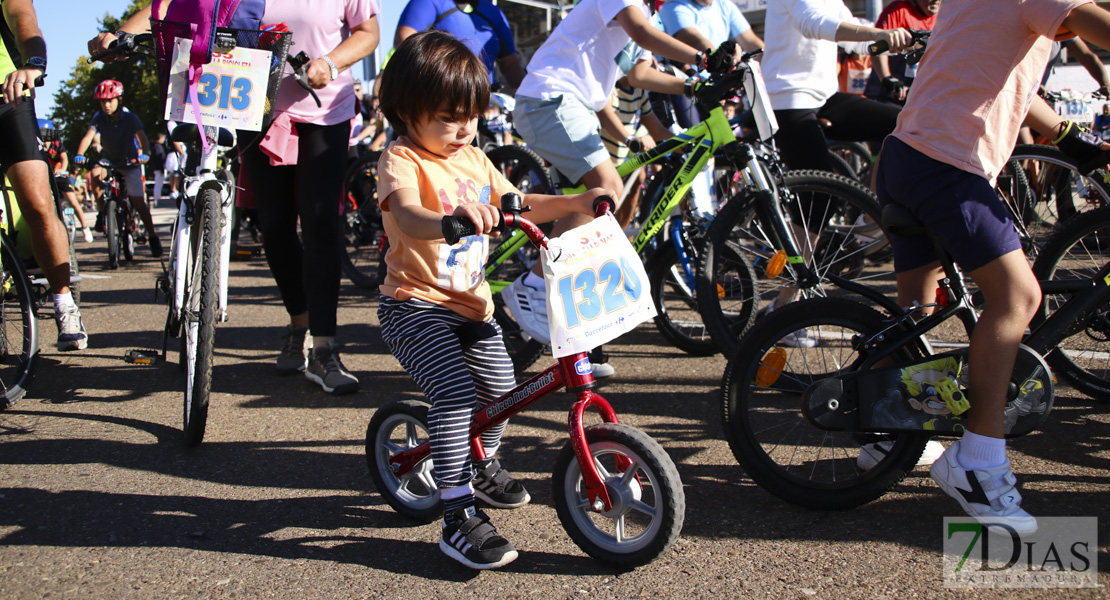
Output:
top-left (378, 31), bottom-right (490, 137)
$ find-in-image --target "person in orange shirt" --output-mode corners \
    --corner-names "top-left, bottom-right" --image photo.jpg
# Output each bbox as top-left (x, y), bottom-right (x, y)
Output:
top-left (375, 31), bottom-right (613, 570)
top-left (876, 0), bottom-right (1110, 535)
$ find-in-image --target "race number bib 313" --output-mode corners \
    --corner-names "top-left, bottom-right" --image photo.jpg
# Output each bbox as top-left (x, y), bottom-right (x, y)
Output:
top-left (542, 214), bottom-right (656, 357)
top-left (165, 37), bottom-right (272, 131)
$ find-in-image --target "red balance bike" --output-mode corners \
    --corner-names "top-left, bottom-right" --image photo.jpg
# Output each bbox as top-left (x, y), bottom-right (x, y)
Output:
top-left (366, 194), bottom-right (685, 567)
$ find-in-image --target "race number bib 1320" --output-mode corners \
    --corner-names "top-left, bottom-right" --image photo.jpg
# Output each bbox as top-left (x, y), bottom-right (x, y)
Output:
top-left (542, 214), bottom-right (657, 358)
top-left (165, 37), bottom-right (272, 131)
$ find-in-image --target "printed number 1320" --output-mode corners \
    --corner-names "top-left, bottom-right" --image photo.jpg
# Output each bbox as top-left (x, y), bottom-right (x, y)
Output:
top-left (556, 258), bottom-right (644, 328)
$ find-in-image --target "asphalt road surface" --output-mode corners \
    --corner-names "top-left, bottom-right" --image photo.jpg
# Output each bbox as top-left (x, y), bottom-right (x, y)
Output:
top-left (2, 211), bottom-right (1108, 599)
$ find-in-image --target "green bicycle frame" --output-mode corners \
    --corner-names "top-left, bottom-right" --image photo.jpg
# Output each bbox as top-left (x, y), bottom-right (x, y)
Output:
top-left (485, 102), bottom-right (744, 293)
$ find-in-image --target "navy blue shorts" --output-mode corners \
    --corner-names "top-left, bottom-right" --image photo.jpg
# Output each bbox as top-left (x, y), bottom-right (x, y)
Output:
top-left (875, 137), bottom-right (1021, 273)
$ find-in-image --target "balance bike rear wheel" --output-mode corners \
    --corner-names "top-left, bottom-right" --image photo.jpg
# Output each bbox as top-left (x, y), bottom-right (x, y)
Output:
top-left (365, 399), bottom-right (441, 523)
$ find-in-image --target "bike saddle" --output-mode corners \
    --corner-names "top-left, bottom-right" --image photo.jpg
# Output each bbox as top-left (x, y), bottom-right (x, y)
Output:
top-left (171, 123), bottom-right (235, 147)
top-left (453, 321), bottom-right (499, 351)
top-left (880, 204), bottom-right (927, 237)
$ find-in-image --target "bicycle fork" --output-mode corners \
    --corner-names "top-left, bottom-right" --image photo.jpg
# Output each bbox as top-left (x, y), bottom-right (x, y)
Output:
top-left (736, 145), bottom-right (822, 290)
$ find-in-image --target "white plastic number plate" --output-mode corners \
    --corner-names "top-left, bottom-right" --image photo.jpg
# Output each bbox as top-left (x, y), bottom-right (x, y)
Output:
top-left (542, 214), bottom-right (657, 358)
top-left (744, 60), bottom-right (779, 142)
top-left (165, 37), bottom-right (272, 131)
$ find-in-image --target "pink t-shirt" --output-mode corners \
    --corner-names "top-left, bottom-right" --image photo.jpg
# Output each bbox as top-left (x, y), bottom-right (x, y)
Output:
top-left (262, 0), bottom-right (378, 125)
top-left (892, 0), bottom-right (1091, 184)
top-left (377, 139), bottom-right (523, 321)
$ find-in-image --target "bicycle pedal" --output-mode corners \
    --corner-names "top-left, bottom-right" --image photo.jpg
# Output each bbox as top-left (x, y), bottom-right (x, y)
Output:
top-left (230, 246), bottom-right (262, 261)
top-left (124, 349), bottom-right (160, 365)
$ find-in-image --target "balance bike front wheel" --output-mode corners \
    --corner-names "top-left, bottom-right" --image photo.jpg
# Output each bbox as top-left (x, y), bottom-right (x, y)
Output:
top-left (552, 423), bottom-right (685, 567)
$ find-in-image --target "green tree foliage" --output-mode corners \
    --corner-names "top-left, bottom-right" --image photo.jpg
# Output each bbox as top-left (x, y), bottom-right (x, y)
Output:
top-left (50, 1), bottom-right (163, 155)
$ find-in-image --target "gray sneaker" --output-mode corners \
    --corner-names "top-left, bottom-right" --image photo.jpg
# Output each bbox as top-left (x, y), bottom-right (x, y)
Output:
top-left (305, 343), bottom-right (359, 394)
top-left (55, 304), bottom-right (88, 351)
top-left (276, 326), bottom-right (311, 374)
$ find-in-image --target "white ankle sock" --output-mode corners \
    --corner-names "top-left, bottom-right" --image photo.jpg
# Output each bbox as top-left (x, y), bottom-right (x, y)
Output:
top-left (958, 430), bottom-right (1007, 470)
top-left (53, 292), bottom-right (76, 313)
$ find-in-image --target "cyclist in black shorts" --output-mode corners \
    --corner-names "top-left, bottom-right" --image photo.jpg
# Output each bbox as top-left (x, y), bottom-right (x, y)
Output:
top-left (763, 0), bottom-right (911, 176)
top-left (39, 118), bottom-right (93, 243)
top-left (1, 0), bottom-right (88, 351)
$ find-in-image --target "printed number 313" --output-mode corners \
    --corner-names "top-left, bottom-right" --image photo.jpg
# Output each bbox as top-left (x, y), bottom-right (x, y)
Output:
top-left (185, 73), bottom-right (253, 111)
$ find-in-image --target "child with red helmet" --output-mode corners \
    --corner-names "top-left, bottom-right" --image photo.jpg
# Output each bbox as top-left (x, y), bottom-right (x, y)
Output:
top-left (73, 79), bottom-right (161, 258)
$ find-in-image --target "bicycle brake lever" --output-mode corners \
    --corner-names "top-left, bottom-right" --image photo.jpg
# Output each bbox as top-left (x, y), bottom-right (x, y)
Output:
top-left (288, 51), bottom-right (323, 108)
top-left (741, 48), bottom-right (763, 63)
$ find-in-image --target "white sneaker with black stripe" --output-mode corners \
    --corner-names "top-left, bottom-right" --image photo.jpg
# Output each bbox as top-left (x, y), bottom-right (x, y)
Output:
top-left (930, 440), bottom-right (1037, 535)
top-left (501, 275), bottom-right (550, 345)
top-left (440, 506), bottom-right (518, 570)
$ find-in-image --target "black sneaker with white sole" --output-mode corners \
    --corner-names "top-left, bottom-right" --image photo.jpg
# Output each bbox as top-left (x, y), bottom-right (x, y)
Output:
top-left (305, 343), bottom-right (359, 394)
top-left (440, 506), bottom-right (518, 570)
top-left (276, 326), bottom-right (311, 374)
top-left (473, 459), bottom-right (531, 508)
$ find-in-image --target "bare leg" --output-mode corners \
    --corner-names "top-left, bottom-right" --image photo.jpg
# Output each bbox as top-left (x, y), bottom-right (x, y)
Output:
top-left (6, 160), bottom-right (71, 295)
top-left (895, 260), bottom-right (945, 320)
top-left (64, 190), bottom-right (90, 229)
top-left (963, 251), bottom-right (1041, 438)
top-left (613, 168), bottom-right (645, 230)
top-left (290, 311), bottom-right (309, 329)
top-left (131, 194), bottom-right (158, 240)
top-left (896, 251), bottom-right (1040, 437)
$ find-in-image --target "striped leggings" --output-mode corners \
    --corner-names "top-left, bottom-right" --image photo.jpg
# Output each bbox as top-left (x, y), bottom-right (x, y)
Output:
top-left (378, 296), bottom-right (516, 489)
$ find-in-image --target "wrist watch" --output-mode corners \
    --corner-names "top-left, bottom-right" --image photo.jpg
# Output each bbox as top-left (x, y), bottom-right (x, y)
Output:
top-left (322, 56), bottom-right (339, 81)
top-left (26, 56), bottom-right (46, 72)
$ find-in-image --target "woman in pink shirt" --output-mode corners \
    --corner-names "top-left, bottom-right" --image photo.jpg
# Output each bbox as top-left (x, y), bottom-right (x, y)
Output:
top-left (92, 0), bottom-right (380, 394)
top-left (236, 0), bottom-right (379, 395)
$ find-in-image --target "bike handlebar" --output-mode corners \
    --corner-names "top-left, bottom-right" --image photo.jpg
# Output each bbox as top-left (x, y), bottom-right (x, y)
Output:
top-left (442, 210), bottom-right (507, 245)
top-left (441, 194), bottom-right (615, 245)
top-left (868, 29), bottom-right (931, 56)
top-left (96, 158), bottom-right (141, 170)
top-left (87, 32), bottom-right (153, 63)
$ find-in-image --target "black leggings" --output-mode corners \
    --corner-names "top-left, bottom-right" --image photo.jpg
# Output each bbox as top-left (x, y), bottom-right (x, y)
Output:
top-left (773, 93), bottom-right (900, 232)
top-left (773, 92), bottom-right (901, 172)
top-left (240, 120), bottom-right (350, 337)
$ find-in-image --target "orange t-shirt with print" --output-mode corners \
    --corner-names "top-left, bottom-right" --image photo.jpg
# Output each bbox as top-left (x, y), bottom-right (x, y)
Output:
top-left (377, 138), bottom-right (523, 321)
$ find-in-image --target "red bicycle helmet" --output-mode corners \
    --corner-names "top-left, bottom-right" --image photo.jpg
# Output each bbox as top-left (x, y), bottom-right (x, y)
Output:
top-left (94, 79), bottom-right (124, 100)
